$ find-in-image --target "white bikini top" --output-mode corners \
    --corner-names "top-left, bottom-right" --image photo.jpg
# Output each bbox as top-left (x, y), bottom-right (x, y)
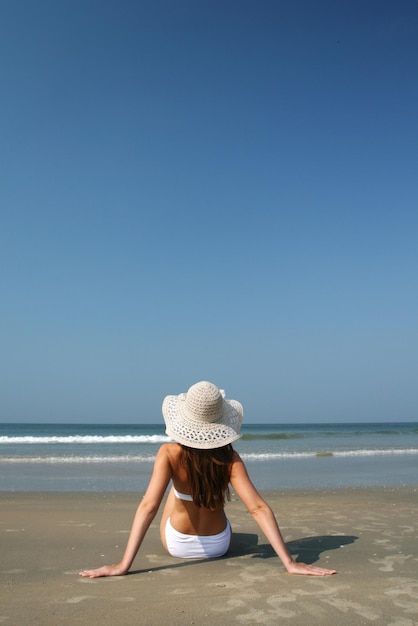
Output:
top-left (173, 486), bottom-right (194, 502)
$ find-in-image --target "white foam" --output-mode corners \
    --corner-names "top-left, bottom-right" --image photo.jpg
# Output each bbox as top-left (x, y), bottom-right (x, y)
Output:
top-left (1, 448), bottom-right (416, 464)
top-left (0, 435), bottom-right (171, 445)
top-left (333, 448), bottom-right (418, 457)
top-left (0, 455), bottom-right (156, 463)
top-left (241, 448), bottom-right (418, 461)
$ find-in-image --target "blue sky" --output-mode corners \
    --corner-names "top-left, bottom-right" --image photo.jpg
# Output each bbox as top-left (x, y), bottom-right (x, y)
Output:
top-left (1, 0), bottom-right (417, 423)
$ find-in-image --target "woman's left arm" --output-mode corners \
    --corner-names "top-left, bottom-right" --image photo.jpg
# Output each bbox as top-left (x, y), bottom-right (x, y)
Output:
top-left (79, 445), bottom-right (172, 578)
top-left (230, 452), bottom-right (336, 576)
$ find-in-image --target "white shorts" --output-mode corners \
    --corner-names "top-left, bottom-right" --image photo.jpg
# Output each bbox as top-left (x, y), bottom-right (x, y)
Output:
top-left (165, 517), bottom-right (231, 559)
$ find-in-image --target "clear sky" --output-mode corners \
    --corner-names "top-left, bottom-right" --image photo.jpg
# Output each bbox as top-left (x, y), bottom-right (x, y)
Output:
top-left (1, 0), bottom-right (417, 424)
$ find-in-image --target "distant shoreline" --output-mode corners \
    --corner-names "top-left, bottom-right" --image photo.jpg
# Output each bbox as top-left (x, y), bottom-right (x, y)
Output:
top-left (1, 453), bottom-right (417, 492)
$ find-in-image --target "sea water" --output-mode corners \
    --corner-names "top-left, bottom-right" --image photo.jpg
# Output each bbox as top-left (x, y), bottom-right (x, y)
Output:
top-left (0, 422), bottom-right (417, 491)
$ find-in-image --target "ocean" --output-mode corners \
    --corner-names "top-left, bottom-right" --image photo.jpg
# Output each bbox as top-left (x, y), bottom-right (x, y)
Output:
top-left (0, 422), bottom-right (417, 492)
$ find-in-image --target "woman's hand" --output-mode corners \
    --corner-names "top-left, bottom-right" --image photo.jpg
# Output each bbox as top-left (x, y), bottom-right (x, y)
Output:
top-left (286, 561), bottom-right (337, 576)
top-left (79, 564), bottom-right (127, 578)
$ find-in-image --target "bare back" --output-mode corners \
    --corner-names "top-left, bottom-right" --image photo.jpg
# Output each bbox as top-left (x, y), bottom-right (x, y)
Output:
top-left (161, 443), bottom-right (228, 536)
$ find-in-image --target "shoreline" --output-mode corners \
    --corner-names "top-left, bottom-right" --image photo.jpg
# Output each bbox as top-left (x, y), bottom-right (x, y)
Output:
top-left (1, 486), bottom-right (417, 624)
top-left (1, 482), bottom-right (417, 494)
top-left (1, 453), bottom-right (417, 492)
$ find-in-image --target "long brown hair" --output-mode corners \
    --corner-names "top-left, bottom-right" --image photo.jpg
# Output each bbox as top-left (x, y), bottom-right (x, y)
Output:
top-left (179, 444), bottom-right (234, 510)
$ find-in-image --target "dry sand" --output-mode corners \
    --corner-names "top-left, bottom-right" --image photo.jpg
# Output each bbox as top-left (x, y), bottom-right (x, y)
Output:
top-left (1, 487), bottom-right (417, 625)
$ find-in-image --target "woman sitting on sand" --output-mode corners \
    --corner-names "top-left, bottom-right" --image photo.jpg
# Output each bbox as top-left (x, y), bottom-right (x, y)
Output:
top-left (80, 381), bottom-right (336, 578)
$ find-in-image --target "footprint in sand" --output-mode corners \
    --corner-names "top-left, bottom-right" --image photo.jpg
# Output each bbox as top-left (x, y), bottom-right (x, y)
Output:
top-left (369, 554), bottom-right (412, 572)
top-left (66, 596), bottom-right (97, 604)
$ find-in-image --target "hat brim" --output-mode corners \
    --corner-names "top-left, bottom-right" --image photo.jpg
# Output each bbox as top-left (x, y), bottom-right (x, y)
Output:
top-left (162, 394), bottom-right (243, 450)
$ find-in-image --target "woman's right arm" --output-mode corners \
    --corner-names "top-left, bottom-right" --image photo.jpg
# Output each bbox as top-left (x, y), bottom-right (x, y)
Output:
top-left (229, 452), bottom-right (336, 576)
top-left (79, 445), bottom-right (172, 578)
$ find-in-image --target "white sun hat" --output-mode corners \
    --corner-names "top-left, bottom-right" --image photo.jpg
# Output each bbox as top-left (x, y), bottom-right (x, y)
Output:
top-left (162, 381), bottom-right (243, 449)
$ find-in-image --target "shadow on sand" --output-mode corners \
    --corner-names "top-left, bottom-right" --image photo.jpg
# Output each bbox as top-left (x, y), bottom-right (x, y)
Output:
top-left (229, 532), bottom-right (357, 563)
top-left (129, 532), bottom-right (356, 575)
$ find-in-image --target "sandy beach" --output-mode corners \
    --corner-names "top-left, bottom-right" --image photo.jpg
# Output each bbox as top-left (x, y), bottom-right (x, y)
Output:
top-left (1, 487), bottom-right (417, 625)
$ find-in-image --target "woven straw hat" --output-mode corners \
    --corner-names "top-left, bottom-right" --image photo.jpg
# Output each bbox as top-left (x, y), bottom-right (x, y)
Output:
top-left (162, 381), bottom-right (243, 449)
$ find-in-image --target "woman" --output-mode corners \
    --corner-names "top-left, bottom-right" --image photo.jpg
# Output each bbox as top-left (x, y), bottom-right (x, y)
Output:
top-left (80, 381), bottom-right (336, 577)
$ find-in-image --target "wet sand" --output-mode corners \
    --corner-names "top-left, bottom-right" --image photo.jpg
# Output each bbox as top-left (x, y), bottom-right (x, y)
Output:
top-left (1, 487), bottom-right (417, 625)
